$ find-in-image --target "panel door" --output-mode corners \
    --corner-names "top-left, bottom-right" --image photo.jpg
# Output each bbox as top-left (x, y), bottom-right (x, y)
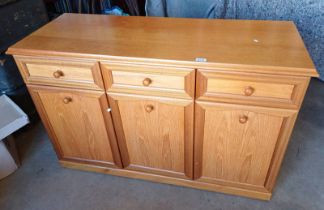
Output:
top-left (108, 93), bottom-right (194, 179)
top-left (194, 101), bottom-right (297, 190)
top-left (29, 85), bottom-right (122, 168)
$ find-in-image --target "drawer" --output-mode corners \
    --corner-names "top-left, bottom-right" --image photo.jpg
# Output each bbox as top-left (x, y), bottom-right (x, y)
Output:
top-left (15, 57), bottom-right (104, 90)
top-left (101, 63), bottom-right (195, 99)
top-left (196, 70), bottom-right (309, 108)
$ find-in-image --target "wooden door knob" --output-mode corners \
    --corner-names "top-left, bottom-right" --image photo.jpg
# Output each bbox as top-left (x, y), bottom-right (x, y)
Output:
top-left (239, 115), bottom-right (248, 124)
top-left (142, 78), bottom-right (152, 86)
top-left (63, 97), bottom-right (72, 104)
top-left (145, 104), bottom-right (154, 113)
top-left (244, 86), bottom-right (254, 96)
top-left (53, 70), bottom-right (64, 78)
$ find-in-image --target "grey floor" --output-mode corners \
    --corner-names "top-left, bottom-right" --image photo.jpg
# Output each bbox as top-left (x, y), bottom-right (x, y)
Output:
top-left (0, 79), bottom-right (323, 210)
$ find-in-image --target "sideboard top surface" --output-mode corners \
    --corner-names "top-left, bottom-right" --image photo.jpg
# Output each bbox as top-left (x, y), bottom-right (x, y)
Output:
top-left (8, 13), bottom-right (318, 77)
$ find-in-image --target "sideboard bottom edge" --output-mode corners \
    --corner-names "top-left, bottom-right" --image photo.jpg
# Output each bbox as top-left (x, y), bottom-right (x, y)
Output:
top-left (59, 160), bottom-right (272, 201)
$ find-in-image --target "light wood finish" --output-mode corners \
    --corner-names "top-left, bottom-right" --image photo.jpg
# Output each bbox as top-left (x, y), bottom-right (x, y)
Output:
top-left (264, 105), bottom-right (300, 191)
top-left (101, 62), bottom-right (195, 99)
top-left (53, 70), bottom-right (64, 78)
top-left (14, 56), bottom-right (104, 90)
top-left (28, 85), bottom-right (122, 168)
top-left (8, 14), bottom-right (318, 200)
top-left (108, 93), bottom-right (194, 179)
top-left (243, 86), bottom-right (255, 96)
top-left (196, 70), bottom-right (310, 109)
top-left (238, 115), bottom-right (249, 124)
top-left (142, 78), bottom-right (152, 86)
top-left (60, 160), bottom-right (271, 200)
top-left (194, 101), bottom-right (297, 192)
top-left (7, 13), bottom-right (318, 77)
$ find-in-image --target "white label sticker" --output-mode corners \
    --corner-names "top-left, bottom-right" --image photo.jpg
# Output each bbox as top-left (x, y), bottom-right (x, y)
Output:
top-left (195, 57), bottom-right (207, 62)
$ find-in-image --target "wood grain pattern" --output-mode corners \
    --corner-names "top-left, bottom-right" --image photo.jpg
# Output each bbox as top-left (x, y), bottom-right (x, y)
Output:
top-left (263, 77), bottom-right (309, 192)
top-left (194, 101), bottom-right (297, 187)
top-left (108, 93), bottom-right (194, 179)
top-left (7, 13), bottom-right (318, 77)
top-left (101, 62), bottom-right (195, 99)
top-left (60, 160), bottom-right (272, 200)
top-left (7, 14), bottom-right (318, 200)
top-left (264, 106), bottom-right (300, 191)
top-left (28, 85), bottom-right (122, 168)
top-left (15, 56), bottom-right (104, 90)
top-left (196, 70), bottom-right (309, 109)
top-left (207, 77), bottom-right (294, 99)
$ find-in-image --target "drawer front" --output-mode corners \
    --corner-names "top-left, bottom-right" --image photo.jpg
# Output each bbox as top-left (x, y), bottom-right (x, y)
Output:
top-left (196, 70), bottom-right (309, 108)
top-left (15, 57), bottom-right (104, 90)
top-left (101, 63), bottom-right (195, 99)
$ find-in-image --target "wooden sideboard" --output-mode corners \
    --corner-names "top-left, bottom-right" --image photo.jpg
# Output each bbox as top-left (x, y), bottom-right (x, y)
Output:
top-left (7, 13), bottom-right (318, 200)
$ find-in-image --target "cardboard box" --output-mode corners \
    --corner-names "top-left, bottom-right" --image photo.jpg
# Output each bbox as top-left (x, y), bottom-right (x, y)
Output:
top-left (0, 95), bottom-right (29, 179)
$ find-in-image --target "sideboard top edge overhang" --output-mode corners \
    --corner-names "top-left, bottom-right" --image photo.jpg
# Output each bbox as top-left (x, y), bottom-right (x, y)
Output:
top-left (7, 13), bottom-right (318, 77)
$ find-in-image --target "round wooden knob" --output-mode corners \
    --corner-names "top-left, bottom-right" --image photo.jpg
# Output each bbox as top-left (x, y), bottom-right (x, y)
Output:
top-left (244, 86), bottom-right (254, 96)
top-left (239, 115), bottom-right (248, 124)
top-left (145, 105), bottom-right (154, 113)
top-left (142, 78), bottom-right (152, 86)
top-left (63, 97), bottom-right (72, 104)
top-left (53, 70), bottom-right (64, 78)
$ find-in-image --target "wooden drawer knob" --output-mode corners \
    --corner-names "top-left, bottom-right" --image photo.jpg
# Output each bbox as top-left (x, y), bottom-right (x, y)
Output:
top-left (63, 97), bottom-right (72, 104)
top-left (239, 115), bottom-right (248, 124)
top-left (53, 70), bottom-right (64, 78)
top-left (244, 86), bottom-right (254, 96)
top-left (145, 104), bottom-right (154, 113)
top-left (142, 78), bottom-right (152, 86)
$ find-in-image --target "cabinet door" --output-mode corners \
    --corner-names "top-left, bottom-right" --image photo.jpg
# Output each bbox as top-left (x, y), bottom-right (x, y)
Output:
top-left (28, 85), bottom-right (122, 168)
top-left (108, 93), bottom-right (194, 179)
top-left (194, 101), bottom-right (297, 191)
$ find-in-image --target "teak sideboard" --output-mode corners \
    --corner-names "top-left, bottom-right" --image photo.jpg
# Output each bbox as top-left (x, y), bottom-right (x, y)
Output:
top-left (8, 14), bottom-right (318, 200)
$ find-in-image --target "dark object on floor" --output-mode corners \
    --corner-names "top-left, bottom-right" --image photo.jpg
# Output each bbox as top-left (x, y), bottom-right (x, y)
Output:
top-left (0, 53), bottom-right (24, 92)
top-left (0, 0), bottom-right (16, 7)
top-left (0, 0), bottom-right (48, 121)
top-left (113, 0), bottom-right (146, 16)
top-left (0, 0), bottom-right (48, 52)
top-left (48, 0), bottom-right (145, 16)
top-left (0, 54), bottom-right (36, 121)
